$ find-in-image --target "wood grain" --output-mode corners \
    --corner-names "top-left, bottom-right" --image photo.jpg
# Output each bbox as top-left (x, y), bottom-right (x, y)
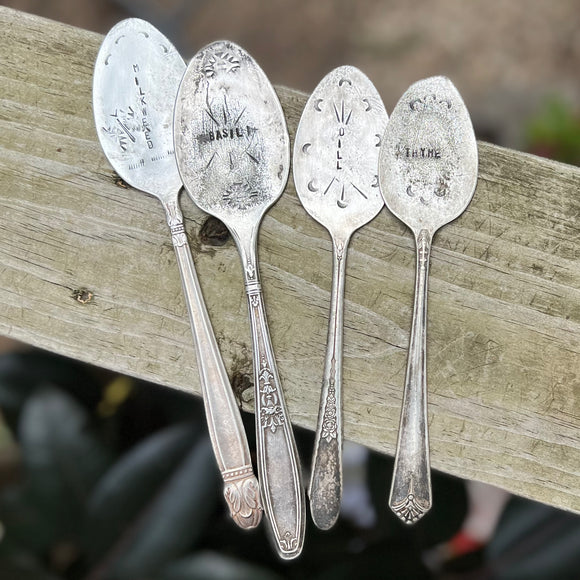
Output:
top-left (0, 6), bottom-right (578, 514)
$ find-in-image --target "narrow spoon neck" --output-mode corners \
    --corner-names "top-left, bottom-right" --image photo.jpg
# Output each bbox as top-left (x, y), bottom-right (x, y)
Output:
top-left (234, 232), bottom-right (259, 291)
top-left (414, 229), bottom-right (432, 282)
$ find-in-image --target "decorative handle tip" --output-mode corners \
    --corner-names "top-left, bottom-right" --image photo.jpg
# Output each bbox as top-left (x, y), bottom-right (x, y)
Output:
top-left (223, 473), bottom-right (263, 529)
top-left (390, 491), bottom-right (430, 524)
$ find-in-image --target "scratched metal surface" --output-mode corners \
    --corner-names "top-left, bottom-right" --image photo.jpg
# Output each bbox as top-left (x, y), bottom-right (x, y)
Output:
top-left (92, 18), bottom-right (184, 200)
top-left (174, 40), bottom-right (289, 233)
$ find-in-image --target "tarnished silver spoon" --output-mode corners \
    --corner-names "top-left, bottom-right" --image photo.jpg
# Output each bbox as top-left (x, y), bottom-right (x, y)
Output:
top-left (378, 76), bottom-right (478, 524)
top-left (93, 19), bottom-right (261, 530)
top-left (293, 66), bottom-right (387, 530)
top-left (174, 40), bottom-right (305, 559)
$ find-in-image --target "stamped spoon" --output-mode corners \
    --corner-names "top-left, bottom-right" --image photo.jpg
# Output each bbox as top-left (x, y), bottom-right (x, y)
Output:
top-left (93, 20), bottom-right (261, 530)
top-left (293, 66), bottom-right (388, 530)
top-left (174, 40), bottom-right (305, 559)
top-left (378, 76), bottom-right (478, 524)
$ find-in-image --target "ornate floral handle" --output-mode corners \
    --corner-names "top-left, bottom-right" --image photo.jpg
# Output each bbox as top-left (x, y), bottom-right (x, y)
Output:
top-left (163, 199), bottom-right (262, 529)
top-left (309, 238), bottom-right (348, 530)
top-left (242, 244), bottom-right (305, 559)
top-left (389, 229), bottom-right (432, 524)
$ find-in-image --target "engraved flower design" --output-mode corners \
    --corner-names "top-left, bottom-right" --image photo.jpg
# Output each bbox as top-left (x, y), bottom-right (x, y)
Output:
top-left (260, 405), bottom-right (284, 433)
top-left (223, 181), bottom-right (261, 210)
top-left (434, 171), bottom-right (451, 197)
top-left (203, 49), bottom-right (241, 78)
top-left (258, 358), bottom-right (284, 433)
top-left (409, 93), bottom-right (452, 112)
top-left (102, 106), bottom-right (139, 152)
top-left (406, 171), bottom-right (451, 206)
top-left (321, 418), bottom-right (337, 442)
top-left (321, 379), bottom-right (338, 442)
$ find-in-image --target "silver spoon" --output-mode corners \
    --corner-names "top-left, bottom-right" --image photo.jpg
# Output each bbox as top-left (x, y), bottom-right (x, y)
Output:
top-left (378, 76), bottom-right (478, 524)
top-left (93, 19), bottom-right (261, 530)
top-left (173, 40), bottom-right (305, 559)
top-left (293, 66), bottom-right (387, 530)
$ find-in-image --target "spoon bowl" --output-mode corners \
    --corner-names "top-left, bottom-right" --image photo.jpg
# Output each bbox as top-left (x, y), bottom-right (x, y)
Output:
top-left (93, 19), bottom-right (183, 200)
top-left (379, 76), bottom-right (478, 236)
top-left (174, 42), bottom-right (289, 242)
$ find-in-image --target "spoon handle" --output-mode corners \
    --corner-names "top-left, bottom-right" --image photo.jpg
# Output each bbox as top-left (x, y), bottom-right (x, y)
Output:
top-left (309, 238), bottom-right (348, 530)
top-left (162, 199), bottom-right (262, 530)
top-left (389, 229), bottom-right (433, 524)
top-left (242, 243), bottom-right (305, 559)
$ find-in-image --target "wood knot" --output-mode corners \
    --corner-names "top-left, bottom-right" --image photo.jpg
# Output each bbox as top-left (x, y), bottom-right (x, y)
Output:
top-left (112, 172), bottom-right (129, 188)
top-left (72, 288), bottom-right (94, 305)
top-left (231, 372), bottom-right (253, 407)
top-left (199, 216), bottom-right (230, 247)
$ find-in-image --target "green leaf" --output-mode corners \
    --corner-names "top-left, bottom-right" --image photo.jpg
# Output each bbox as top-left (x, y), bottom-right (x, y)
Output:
top-left (87, 435), bottom-right (221, 580)
top-left (0, 557), bottom-right (61, 580)
top-left (0, 527), bottom-right (64, 579)
top-left (17, 385), bottom-right (114, 537)
top-left (83, 421), bottom-right (202, 563)
top-left (526, 97), bottom-right (580, 165)
top-left (157, 551), bottom-right (283, 580)
top-left (0, 486), bottom-right (58, 554)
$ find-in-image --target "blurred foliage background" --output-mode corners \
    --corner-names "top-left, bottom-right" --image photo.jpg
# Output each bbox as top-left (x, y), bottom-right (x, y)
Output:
top-left (1, 0), bottom-right (580, 578)
top-left (526, 97), bottom-right (580, 165)
top-left (0, 349), bottom-right (578, 579)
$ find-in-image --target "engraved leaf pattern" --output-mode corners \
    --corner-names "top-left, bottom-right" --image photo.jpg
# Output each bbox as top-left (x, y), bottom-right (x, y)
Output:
top-left (279, 531), bottom-right (298, 552)
top-left (391, 492), bottom-right (428, 524)
top-left (102, 124), bottom-right (128, 152)
top-left (164, 201), bottom-right (188, 247)
top-left (391, 479), bottom-right (429, 524)
top-left (224, 476), bottom-right (262, 529)
top-left (246, 262), bottom-right (256, 280)
top-left (258, 358), bottom-right (284, 433)
top-left (101, 105), bottom-right (141, 152)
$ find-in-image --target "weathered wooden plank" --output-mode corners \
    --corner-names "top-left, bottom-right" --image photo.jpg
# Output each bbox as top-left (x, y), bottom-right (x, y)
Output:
top-left (0, 6), bottom-right (578, 514)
